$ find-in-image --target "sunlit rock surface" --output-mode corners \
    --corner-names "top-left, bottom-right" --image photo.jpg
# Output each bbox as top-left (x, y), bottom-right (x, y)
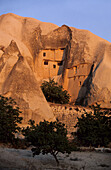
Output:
top-left (0, 13), bottom-right (111, 125)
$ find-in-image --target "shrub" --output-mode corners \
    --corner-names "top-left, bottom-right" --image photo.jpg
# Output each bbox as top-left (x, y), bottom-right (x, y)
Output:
top-left (41, 78), bottom-right (70, 104)
top-left (73, 104), bottom-right (111, 147)
top-left (22, 120), bottom-right (71, 165)
top-left (0, 95), bottom-right (23, 143)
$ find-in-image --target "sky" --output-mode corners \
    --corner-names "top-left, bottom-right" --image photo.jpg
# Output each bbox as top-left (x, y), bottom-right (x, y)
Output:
top-left (0, 0), bottom-right (111, 42)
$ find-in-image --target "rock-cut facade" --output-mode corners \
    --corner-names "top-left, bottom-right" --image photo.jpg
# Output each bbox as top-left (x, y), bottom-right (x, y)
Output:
top-left (0, 13), bottom-right (111, 124)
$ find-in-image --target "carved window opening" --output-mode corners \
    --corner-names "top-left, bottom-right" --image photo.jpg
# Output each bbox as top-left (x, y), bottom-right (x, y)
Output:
top-left (60, 48), bottom-right (65, 50)
top-left (58, 61), bottom-right (63, 66)
top-left (43, 52), bottom-right (46, 57)
top-left (74, 77), bottom-right (76, 80)
top-left (44, 61), bottom-right (48, 65)
top-left (75, 66), bottom-right (77, 74)
top-left (53, 64), bottom-right (56, 68)
top-left (74, 66), bottom-right (77, 74)
top-left (80, 81), bottom-right (81, 86)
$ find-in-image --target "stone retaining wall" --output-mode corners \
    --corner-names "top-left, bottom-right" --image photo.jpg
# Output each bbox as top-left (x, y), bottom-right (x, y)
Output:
top-left (49, 103), bottom-right (92, 139)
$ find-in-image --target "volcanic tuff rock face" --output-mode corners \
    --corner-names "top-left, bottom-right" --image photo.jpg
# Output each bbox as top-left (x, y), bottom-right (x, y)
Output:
top-left (0, 13), bottom-right (111, 125)
top-left (66, 28), bottom-right (111, 108)
top-left (0, 13), bottom-right (57, 124)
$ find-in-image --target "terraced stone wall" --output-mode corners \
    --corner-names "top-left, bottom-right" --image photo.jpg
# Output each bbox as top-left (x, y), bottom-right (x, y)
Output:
top-left (49, 103), bottom-right (90, 138)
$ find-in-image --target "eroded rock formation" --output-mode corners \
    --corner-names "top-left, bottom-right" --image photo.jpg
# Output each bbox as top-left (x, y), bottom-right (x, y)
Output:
top-left (64, 28), bottom-right (111, 108)
top-left (0, 12), bottom-right (111, 125)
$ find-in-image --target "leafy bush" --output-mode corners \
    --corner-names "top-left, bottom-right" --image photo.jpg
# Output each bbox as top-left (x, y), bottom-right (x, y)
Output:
top-left (41, 78), bottom-right (70, 104)
top-left (22, 120), bottom-right (71, 165)
top-left (0, 95), bottom-right (23, 143)
top-left (73, 104), bottom-right (111, 147)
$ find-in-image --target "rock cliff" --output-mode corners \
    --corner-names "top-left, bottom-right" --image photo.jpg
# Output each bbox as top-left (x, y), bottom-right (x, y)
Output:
top-left (0, 12), bottom-right (110, 125)
top-left (0, 13), bottom-right (56, 124)
top-left (66, 27), bottom-right (111, 108)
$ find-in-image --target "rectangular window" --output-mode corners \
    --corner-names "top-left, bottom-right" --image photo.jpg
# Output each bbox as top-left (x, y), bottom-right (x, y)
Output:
top-left (44, 61), bottom-right (48, 65)
top-left (60, 48), bottom-right (65, 50)
top-left (58, 61), bottom-right (63, 66)
top-left (43, 52), bottom-right (46, 57)
top-left (74, 66), bottom-right (77, 74)
top-left (75, 66), bottom-right (77, 73)
top-left (53, 64), bottom-right (56, 68)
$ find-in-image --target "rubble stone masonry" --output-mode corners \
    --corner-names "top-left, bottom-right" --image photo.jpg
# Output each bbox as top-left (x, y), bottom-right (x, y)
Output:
top-left (49, 103), bottom-right (92, 138)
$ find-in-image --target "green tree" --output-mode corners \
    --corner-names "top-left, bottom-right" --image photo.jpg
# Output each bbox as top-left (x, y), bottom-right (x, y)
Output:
top-left (22, 120), bottom-right (71, 165)
top-left (41, 78), bottom-right (70, 104)
top-left (0, 95), bottom-right (23, 143)
top-left (73, 104), bottom-right (111, 147)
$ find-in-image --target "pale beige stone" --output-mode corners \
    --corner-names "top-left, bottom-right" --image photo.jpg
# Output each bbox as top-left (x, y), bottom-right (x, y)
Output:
top-left (0, 12), bottom-right (111, 127)
top-left (0, 40), bottom-right (55, 125)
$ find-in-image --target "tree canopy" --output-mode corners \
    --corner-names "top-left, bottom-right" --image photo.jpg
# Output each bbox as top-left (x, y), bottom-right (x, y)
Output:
top-left (41, 78), bottom-right (70, 104)
top-left (22, 120), bottom-right (71, 165)
top-left (73, 104), bottom-right (111, 147)
top-left (0, 95), bottom-right (23, 143)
